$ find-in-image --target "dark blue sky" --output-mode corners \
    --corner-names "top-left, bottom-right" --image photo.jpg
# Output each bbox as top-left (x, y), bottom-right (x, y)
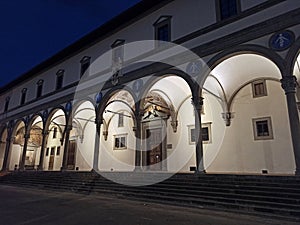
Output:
top-left (0, 0), bottom-right (141, 88)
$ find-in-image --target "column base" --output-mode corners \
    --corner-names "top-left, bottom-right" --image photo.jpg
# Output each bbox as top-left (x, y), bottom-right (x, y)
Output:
top-left (134, 166), bottom-right (143, 172)
top-left (194, 169), bottom-right (206, 175)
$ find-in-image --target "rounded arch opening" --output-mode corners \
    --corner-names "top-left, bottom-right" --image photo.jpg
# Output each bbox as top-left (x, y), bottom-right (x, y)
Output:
top-left (203, 53), bottom-right (295, 175)
top-left (43, 109), bottom-right (66, 171)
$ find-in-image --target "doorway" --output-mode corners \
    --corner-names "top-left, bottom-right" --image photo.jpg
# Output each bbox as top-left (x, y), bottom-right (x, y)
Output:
top-left (48, 147), bottom-right (55, 171)
top-left (67, 140), bottom-right (76, 170)
top-left (146, 128), bottom-right (162, 170)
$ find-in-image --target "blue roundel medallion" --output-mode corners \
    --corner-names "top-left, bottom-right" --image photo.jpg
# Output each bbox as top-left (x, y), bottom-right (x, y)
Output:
top-left (65, 102), bottom-right (72, 112)
top-left (133, 79), bottom-right (143, 93)
top-left (95, 92), bottom-right (103, 104)
top-left (186, 60), bottom-right (203, 77)
top-left (269, 30), bottom-right (295, 51)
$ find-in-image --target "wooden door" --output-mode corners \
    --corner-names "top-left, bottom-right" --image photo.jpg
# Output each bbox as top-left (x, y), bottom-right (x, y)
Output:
top-left (146, 128), bottom-right (162, 170)
top-left (48, 147), bottom-right (55, 170)
top-left (67, 140), bottom-right (76, 170)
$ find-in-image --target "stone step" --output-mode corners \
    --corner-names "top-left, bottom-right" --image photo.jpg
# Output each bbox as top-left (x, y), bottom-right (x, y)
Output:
top-left (1, 171), bottom-right (300, 221)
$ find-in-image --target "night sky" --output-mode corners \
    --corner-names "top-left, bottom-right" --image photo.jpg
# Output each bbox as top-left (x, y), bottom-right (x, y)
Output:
top-left (0, 0), bottom-right (141, 88)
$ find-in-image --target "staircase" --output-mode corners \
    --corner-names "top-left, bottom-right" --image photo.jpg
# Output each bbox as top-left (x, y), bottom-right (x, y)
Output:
top-left (0, 171), bottom-right (299, 221)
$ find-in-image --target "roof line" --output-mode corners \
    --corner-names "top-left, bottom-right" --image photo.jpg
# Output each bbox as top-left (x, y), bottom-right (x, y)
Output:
top-left (0, 0), bottom-right (172, 93)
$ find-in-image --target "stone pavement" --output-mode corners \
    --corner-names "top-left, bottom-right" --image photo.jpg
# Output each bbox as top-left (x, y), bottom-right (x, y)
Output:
top-left (0, 185), bottom-right (297, 225)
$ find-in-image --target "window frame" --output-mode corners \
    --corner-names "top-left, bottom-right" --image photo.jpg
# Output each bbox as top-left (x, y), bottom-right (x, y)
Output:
top-left (80, 56), bottom-right (91, 78)
top-left (56, 146), bottom-right (61, 156)
top-left (56, 69), bottom-right (64, 90)
top-left (53, 127), bottom-right (58, 139)
top-left (36, 79), bottom-right (44, 98)
top-left (50, 147), bottom-right (55, 156)
top-left (20, 88), bottom-right (27, 105)
top-left (113, 134), bottom-right (127, 150)
top-left (252, 117), bottom-right (274, 140)
top-left (216, 0), bottom-right (241, 21)
top-left (4, 97), bottom-right (10, 112)
top-left (153, 16), bottom-right (172, 45)
top-left (252, 80), bottom-right (268, 98)
top-left (188, 122), bottom-right (212, 145)
top-left (118, 112), bottom-right (124, 127)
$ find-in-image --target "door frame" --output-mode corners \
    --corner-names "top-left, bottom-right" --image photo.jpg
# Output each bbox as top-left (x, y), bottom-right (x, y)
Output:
top-left (67, 140), bottom-right (77, 170)
top-left (141, 117), bottom-right (168, 171)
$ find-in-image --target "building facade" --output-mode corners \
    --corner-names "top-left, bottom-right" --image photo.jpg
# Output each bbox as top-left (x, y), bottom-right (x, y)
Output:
top-left (0, 0), bottom-right (300, 175)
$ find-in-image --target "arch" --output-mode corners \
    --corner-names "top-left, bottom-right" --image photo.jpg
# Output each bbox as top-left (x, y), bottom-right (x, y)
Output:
top-left (0, 124), bottom-right (7, 138)
top-left (286, 36), bottom-right (300, 76)
top-left (72, 97), bottom-right (96, 116)
top-left (138, 71), bottom-right (195, 112)
top-left (0, 126), bottom-right (8, 170)
top-left (97, 86), bottom-right (137, 121)
top-left (11, 119), bottom-right (27, 137)
top-left (206, 44), bottom-right (285, 80)
top-left (201, 49), bottom-right (294, 175)
top-left (9, 119), bottom-right (26, 170)
top-left (45, 106), bottom-right (67, 130)
top-left (28, 113), bottom-right (44, 132)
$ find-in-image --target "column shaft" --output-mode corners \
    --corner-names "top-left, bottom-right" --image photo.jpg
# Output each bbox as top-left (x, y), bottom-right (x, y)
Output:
top-left (93, 122), bottom-right (101, 172)
top-left (192, 96), bottom-right (205, 173)
top-left (281, 76), bottom-right (300, 175)
top-left (38, 132), bottom-right (48, 171)
top-left (134, 113), bottom-right (142, 170)
top-left (62, 126), bottom-right (71, 170)
top-left (1, 137), bottom-right (13, 171)
top-left (19, 134), bottom-right (30, 171)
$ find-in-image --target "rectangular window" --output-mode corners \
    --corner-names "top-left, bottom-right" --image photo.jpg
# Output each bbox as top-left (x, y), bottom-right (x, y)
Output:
top-left (46, 147), bottom-right (49, 156)
top-left (4, 97), bottom-right (9, 112)
top-left (56, 75), bottom-right (63, 90)
top-left (36, 80), bottom-right (44, 98)
top-left (154, 16), bottom-right (172, 45)
top-left (53, 127), bottom-right (57, 139)
top-left (114, 135), bottom-right (127, 150)
top-left (252, 117), bottom-right (273, 140)
top-left (80, 56), bottom-right (91, 78)
top-left (252, 80), bottom-right (267, 98)
top-left (56, 146), bottom-right (61, 156)
top-left (50, 147), bottom-right (55, 156)
top-left (218, 0), bottom-right (239, 20)
top-left (188, 123), bottom-right (212, 145)
top-left (56, 71), bottom-right (64, 90)
top-left (37, 84), bottom-right (43, 98)
top-left (118, 113), bottom-right (124, 127)
top-left (157, 24), bottom-right (169, 42)
top-left (20, 89), bottom-right (27, 105)
top-left (202, 127), bottom-right (209, 142)
top-left (37, 85), bottom-right (42, 98)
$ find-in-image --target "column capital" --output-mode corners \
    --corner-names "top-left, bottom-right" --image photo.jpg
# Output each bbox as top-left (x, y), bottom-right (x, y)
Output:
top-left (281, 76), bottom-right (297, 94)
top-left (170, 120), bottom-right (178, 133)
top-left (65, 125), bottom-right (72, 132)
top-left (222, 112), bottom-right (234, 126)
top-left (24, 133), bottom-right (30, 139)
top-left (135, 110), bottom-right (144, 121)
top-left (95, 117), bottom-right (103, 125)
top-left (191, 97), bottom-right (204, 110)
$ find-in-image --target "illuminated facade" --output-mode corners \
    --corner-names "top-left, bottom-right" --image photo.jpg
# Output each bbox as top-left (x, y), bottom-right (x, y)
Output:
top-left (0, 0), bottom-right (300, 175)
